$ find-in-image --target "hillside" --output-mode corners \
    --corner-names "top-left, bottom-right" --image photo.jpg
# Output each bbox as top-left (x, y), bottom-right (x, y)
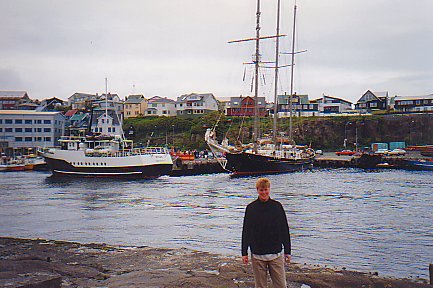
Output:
top-left (124, 113), bottom-right (433, 151)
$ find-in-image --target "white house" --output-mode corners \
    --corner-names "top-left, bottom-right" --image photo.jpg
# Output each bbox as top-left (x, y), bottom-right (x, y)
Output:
top-left (145, 96), bottom-right (176, 116)
top-left (90, 108), bottom-right (123, 136)
top-left (175, 93), bottom-right (219, 116)
top-left (313, 95), bottom-right (353, 114)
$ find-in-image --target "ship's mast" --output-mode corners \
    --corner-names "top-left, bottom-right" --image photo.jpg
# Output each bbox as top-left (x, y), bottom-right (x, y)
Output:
top-left (105, 77), bottom-right (108, 135)
top-left (272, 0), bottom-right (281, 147)
top-left (253, 0), bottom-right (261, 153)
top-left (289, 4), bottom-right (297, 143)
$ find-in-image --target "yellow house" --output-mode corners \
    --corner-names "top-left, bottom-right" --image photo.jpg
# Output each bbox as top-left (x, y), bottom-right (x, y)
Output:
top-left (124, 95), bottom-right (148, 118)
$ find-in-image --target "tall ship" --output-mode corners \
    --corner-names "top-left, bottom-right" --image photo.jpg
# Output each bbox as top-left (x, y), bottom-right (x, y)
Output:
top-left (205, 0), bottom-right (315, 176)
top-left (41, 79), bottom-right (173, 178)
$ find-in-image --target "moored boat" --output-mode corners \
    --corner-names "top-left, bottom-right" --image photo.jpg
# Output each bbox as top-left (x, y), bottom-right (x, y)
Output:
top-left (403, 159), bottom-right (433, 171)
top-left (205, 1), bottom-right (315, 176)
top-left (41, 135), bottom-right (173, 178)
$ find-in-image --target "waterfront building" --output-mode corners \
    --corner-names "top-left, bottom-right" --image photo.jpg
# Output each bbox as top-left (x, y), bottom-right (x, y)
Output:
top-left (145, 96), bottom-right (176, 116)
top-left (124, 95), bottom-right (148, 118)
top-left (0, 110), bottom-right (65, 149)
top-left (394, 94), bottom-right (433, 112)
top-left (176, 93), bottom-right (219, 116)
top-left (66, 112), bottom-right (91, 136)
top-left (355, 90), bottom-right (389, 112)
top-left (0, 91), bottom-right (31, 110)
top-left (226, 95), bottom-right (267, 117)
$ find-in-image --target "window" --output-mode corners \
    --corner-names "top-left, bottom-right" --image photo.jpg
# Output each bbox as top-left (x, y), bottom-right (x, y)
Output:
top-left (5, 128), bottom-right (12, 132)
top-left (15, 137), bottom-right (23, 142)
top-left (25, 119), bottom-right (32, 124)
top-left (44, 120), bottom-right (51, 124)
top-left (35, 128), bottom-right (42, 132)
top-left (25, 128), bottom-right (32, 132)
top-left (35, 137), bottom-right (42, 141)
top-left (108, 127), bottom-right (111, 132)
top-left (44, 128), bottom-right (51, 132)
top-left (44, 137), bottom-right (51, 142)
top-left (0, 128), bottom-right (2, 132)
top-left (35, 120), bottom-right (42, 124)
top-left (5, 119), bottom-right (12, 124)
top-left (0, 120), bottom-right (2, 124)
top-left (15, 128), bottom-right (23, 132)
top-left (15, 119), bottom-right (22, 124)
top-left (112, 127), bottom-right (115, 132)
top-left (25, 137), bottom-right (32, 142)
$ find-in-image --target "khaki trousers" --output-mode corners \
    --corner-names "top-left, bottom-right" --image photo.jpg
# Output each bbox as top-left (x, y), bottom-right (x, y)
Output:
top-left (251, 254), bottom-right (286, 288)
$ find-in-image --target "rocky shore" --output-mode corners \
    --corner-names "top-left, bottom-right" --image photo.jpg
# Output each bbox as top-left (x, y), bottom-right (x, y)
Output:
top-left (0, 237), bottom-right (430, 288)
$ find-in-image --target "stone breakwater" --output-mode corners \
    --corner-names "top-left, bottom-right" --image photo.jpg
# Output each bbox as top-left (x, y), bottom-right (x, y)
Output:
top-left (0, 237), bottom-right (430, 288)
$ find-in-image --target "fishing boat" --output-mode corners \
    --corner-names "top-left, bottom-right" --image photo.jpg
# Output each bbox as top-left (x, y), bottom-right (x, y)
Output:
top-left (40, 79), bottom-right (173, 178)
top-left (41, 135), bottom-right (173, 178)
top-left (205, 0), bottom-right (315, 176)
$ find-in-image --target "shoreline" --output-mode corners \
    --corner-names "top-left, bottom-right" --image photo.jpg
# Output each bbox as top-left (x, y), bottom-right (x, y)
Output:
top-left (0, 237), bottom-right (430, 288)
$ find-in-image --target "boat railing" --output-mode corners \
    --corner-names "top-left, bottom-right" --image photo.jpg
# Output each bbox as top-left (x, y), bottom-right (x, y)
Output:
top-left (84, 147), bottom-right (169, 157)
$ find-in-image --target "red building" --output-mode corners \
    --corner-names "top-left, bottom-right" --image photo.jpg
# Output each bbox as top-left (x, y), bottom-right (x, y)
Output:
top-left (226, 96), bottom-right (267, 117)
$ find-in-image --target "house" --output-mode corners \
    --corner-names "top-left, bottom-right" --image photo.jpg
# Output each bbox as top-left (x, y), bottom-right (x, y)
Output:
top-left (0, 110), bottom-right (65, 149)
top-left (394, 94), bottom-right (433, 112)
top-left (176, 93), bottom-right (219, 116)
top-left (38, 97), bottom-right (65, 111)
top-left (66, 112), bottom-right (91, 136)
top-left (124, 95), bottom-right (148, 118)
top-left (92, 93), bottom-right (124, 116)
top-left (314, 95), bottom-right (353, 114)
top-left (215, 97), bottom-right (231, 114)
top-left (68, 92), bottom-right (97, 110)
top-left (277, 94), bottom-right (318, 117)
top-left (355, 90), bottom-right (388, 112)
top-left (90, 108), bottom-right (122, 136)
top-left (226, 96), bottom-right (267, 117)
top-left (145, 96), bottom-right (176, 116)
top-left (0, 91), bottom-right (31, 110)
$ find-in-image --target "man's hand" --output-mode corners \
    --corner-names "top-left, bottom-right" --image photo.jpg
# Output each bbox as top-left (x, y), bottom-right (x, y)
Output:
top-left (284, 254), bottom-right (291, 263)
top-left (242, 255), bottom-right (249, 265)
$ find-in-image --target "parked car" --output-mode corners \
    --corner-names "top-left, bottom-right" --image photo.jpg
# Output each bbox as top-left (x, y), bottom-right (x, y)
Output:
top-left (336, 150), bottom-right (356, 156)
top-left (315, 149), bottom-right (323, 155)
top-left (388, 148), bottom-right (406, 156)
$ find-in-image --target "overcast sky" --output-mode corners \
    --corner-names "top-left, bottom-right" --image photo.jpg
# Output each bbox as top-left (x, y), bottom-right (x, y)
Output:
top-left (1, 0), bottom-right (432, 103)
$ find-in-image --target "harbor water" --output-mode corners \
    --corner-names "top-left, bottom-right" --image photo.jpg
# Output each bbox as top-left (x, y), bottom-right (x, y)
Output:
top-left (0, 169), bottom-right (432, 280)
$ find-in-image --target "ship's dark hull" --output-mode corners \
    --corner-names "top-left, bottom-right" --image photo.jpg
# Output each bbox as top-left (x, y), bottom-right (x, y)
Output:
top-left (225, 152), bottom-right (313, 176)
top-left (45, 157), bottom-right (173, 179)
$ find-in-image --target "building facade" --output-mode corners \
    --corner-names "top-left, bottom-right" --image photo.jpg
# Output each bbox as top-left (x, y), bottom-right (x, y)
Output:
top-left (0, 110), bottom-right (65, 148)
top-left (355, 90), bottom-right (388, 112)
top-left (315, 95), bottom-right (353, 114)
top-left (124, 95), bottom-right (148, 118)
top-left (145, 96), bottom-right (176, 116)
top-left (394, 94), bottom-right (433, 112)
top-left (0, 91), bottom-right (31, 110)
top-left (90, 108), bottom-right (123, 136)
top-left (176, 93), bottom-right (219, 116)
top-left (226, 96), bottom-right (267, 117)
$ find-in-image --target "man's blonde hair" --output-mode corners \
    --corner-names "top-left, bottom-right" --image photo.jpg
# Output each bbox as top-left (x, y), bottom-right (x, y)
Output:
top-left (256, 177), bottom-right (271, 189)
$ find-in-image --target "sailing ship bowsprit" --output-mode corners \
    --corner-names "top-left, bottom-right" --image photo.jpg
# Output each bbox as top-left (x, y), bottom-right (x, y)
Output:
top-left (205, 0), bottom-right (315, 176)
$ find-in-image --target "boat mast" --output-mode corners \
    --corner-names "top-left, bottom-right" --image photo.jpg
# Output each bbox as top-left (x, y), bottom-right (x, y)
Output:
top-left (253, 0), bottom-right (261, 153)
top-left (105, 77), bottom-right (108, 135)
top-left (272, 0), bottom-right (281, 147)
top-left (289, 4), bottom-right (297, 143)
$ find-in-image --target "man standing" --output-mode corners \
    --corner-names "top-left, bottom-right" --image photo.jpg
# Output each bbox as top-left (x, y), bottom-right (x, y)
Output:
top-left (242, 178), bottom-right (291, 288)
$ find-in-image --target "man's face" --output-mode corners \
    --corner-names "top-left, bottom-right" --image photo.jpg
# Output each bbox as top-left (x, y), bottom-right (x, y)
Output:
top-left (257, 186), bottom-right (270, 202)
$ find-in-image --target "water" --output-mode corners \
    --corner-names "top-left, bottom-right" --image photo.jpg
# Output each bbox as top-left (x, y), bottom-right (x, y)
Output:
top-left (0, 169), bottom-right (432, 279)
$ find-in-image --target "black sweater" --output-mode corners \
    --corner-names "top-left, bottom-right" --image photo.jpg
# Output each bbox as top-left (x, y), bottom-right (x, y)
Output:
top-left (241, 198), bottom-right (291, 256)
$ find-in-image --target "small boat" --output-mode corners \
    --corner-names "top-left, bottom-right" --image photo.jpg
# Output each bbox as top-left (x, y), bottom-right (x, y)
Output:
top-left (403, 159), bottom-right (433, 171)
